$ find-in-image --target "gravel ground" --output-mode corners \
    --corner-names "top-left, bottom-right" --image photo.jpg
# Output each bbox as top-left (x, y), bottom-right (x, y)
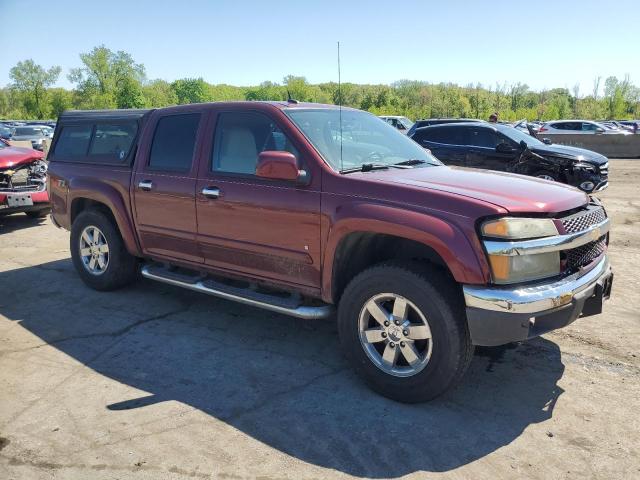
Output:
top-left (1, 160), bottom-right (638, 480)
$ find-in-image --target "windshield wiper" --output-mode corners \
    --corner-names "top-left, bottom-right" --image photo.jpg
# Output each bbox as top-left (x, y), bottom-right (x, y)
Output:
top-left (392, 159), bottom-right (427, 166)
top-left (340, 163), bottom-right (390, 174)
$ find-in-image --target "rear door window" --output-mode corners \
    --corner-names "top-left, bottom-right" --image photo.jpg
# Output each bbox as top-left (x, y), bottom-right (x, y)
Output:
top-left (148, 113), bottom-right (201, 171)
top-left (53, 125), bottom-right (93, 157)
top-left (89, 123), bottom-right (137, 161)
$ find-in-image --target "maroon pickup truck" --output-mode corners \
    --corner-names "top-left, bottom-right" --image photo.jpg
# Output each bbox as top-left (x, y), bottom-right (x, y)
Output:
top-left (48, 102), bottom-right (613, 402)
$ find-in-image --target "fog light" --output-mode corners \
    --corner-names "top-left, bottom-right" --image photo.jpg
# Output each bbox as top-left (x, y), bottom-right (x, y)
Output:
top-left (580, 181), bottom-right (595, 191)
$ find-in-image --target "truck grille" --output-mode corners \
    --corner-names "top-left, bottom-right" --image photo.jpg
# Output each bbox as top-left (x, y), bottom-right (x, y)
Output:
top-left (599, 162), bottom-right (609, 176)
top-left (561, 205), bottom-right (606, 234)
top-left (563, 236), bottom-right (607, 270)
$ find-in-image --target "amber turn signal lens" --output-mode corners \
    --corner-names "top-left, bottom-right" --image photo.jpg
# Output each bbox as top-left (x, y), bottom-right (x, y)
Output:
top-left (488, 255), bottom-right (510, 281)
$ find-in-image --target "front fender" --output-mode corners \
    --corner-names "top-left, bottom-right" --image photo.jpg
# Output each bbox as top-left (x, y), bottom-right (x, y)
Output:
top-left (322, 202), bottom-right (489, 302)
top-left (68, 177), bottom-right (141, 257)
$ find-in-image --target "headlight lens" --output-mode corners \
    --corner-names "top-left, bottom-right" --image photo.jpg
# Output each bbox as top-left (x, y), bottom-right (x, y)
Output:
top-left (574, 161), bottom-right (596, 172)
top-left (488, 252), bottom-right (560, 284)
top-left (482, 217), bottom-right (561, 284)
top-left (481, 217), bottom-right (558, 239)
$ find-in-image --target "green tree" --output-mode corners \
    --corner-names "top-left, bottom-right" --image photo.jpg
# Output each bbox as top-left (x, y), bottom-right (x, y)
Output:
top-left (9, 59), bottom-right (61, 118)
top-left (170, 78), bottom-right (209, 104)
top-left (68, 45), bottom-right (145, 109)
top-left (143, 79), bottom-right (178, 107)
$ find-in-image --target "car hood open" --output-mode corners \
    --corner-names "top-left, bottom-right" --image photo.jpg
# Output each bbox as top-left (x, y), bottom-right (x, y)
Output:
top-left (368, 165), bottom-right (588, 214)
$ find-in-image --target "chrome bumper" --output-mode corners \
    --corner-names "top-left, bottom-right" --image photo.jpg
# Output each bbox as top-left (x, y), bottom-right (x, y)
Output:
top-left (463, 256), bottom-right (613, 346)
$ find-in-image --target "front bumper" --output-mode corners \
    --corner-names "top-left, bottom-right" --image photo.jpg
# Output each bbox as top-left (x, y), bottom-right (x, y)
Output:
top-left (463, 256), bottom-right (613, 346)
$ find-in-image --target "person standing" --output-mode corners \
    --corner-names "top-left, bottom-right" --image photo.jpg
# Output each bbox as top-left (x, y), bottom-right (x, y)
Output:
top-left (489, 112), bottom-right (499, 123)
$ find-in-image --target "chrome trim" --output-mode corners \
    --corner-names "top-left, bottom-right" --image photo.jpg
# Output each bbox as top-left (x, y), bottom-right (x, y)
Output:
top-left (141, 265), bottom-right (333, 320)
top-left (484, 218), bottom-right (609, 256)
top-left (138, 180), bottom-right (153, 191)
top-left (201, 187), bottom-right (220, 199)
top-left (463, 256), bottom-right (610, 314)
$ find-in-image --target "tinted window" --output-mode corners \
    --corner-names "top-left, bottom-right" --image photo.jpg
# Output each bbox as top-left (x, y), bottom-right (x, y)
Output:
top-left (420, 126), bottom-right (467, 145)
top-left (212, 112), bottom-right (298, 175)
top-left (149, 113), bottom-right (200, 171)
top-left (469, 128), bottom-right (499, 148)
top-left (53, 125), bottom-right (93, 157)
top-left (89, 123), bottom-right (137, 161)
top-left (582, 122), bottom-right (599, 131)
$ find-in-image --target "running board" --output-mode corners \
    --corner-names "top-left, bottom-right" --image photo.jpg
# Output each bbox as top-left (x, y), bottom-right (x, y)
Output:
top-left (140, 265), bottom-right (334, 320)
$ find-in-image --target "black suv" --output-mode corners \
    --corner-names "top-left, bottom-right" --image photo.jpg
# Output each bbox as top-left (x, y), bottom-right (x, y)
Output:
top-left (410, 122), bottom-right (609, 192)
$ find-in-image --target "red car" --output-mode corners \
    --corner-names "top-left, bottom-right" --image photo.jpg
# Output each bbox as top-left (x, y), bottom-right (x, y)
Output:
top-left (0, 138), bottom-right (50, 218)
top-left (48, 103), bottom-right (612, 402)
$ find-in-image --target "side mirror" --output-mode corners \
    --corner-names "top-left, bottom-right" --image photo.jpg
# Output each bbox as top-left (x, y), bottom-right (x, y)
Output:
top-left (256, 151), bottom-right (306, 182)
top-left (595, 127), bottom-right (605, 134)
top-left (543, 138), bottom-right (552, 145)
top-left (496, 142), bottom-right (515, 153)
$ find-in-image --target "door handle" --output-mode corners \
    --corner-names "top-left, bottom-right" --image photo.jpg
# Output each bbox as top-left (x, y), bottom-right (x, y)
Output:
top-left (138, 180), bottom-right (153, 191)
top-left (202, 187), bottom-right (220, 199)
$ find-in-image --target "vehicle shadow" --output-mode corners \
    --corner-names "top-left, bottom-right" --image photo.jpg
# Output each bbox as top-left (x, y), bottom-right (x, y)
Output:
top-left (0, 212), bottom-right (49, 233)
top-left (0, 259), bottom-right (565, 477)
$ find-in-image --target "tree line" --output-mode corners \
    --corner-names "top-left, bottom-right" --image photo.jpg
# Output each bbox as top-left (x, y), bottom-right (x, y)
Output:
top-left (2, 45), bottom-right (639, 122)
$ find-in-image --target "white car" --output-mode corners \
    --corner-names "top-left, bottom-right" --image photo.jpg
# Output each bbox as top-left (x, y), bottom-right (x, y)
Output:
top-left (379, 116), bottom-right (414, 134)
top-left (539, 120), bottom-right (632, 135)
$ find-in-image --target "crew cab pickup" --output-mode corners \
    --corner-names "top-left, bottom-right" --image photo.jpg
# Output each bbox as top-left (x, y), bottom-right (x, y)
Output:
top-left (48, 102), bottom-right (613, 402)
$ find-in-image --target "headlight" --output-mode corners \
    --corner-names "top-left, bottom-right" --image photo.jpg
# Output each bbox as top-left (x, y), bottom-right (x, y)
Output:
top-left (482, 217), bottom-right (560, 284)
top-left (481, 217), bottom-right (558, 239)
top-left (574, 162), bottom-right (596, 172)
top-left (488, 252), bottom-right (560, 284)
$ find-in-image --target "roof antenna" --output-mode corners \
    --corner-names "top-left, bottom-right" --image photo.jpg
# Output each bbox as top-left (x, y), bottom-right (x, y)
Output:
top-left (337, 41), bottom-right (343, 172)
top-left (287, 90), bottom-right (298, 104)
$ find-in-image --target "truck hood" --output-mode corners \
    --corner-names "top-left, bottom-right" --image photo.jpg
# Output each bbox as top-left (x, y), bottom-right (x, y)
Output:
top-left (530, 143), bottom-right (608, 164)
top-left (0, 146), bottom-right (44, 169)
top-left (369, 165), bottom-right (588, 214)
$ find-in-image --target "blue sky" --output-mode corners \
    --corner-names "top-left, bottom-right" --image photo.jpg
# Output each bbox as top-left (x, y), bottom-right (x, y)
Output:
top-left (0, 0), bottom-right (637, 95)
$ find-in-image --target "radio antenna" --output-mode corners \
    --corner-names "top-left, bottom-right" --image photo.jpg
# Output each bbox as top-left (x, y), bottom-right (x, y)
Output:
top-left (337, 41), bottom-right (343, 172)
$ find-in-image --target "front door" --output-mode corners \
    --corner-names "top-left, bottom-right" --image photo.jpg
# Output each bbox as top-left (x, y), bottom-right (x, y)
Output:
top-left (133, 109), bottom-right (206, 263)
top-left (465, 127), bottom-right (517, 171)
top-left (195, 109), bottom-right (321, 288)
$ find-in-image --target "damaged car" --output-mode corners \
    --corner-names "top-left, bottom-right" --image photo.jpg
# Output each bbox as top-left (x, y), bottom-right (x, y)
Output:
top-left (410, 122), bottom-right (608, 192)
top-left (0, 138), bottom-right (50, 218)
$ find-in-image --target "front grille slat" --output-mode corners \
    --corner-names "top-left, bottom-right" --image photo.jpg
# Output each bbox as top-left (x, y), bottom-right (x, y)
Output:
top-left (561, 205), bottom-right (606, 234)
top-left (563, 237), bottom-right (606, 270)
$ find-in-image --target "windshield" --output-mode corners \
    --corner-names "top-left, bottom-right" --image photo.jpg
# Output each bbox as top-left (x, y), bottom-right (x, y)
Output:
top-left (399, 117), bottom-right (414, 129)
top-left (14, 127), bottom-right (43, 136)
top-left (286, 109), bottom-right (440, 171)
top-left (501, 125), bottom-right (545, 147)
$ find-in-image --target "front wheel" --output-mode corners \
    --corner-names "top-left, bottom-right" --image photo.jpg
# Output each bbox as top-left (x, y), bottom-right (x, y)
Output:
top-left (338, 263), bottom-right (473, 403)
top-left (70, 209), bottom-right (138, 291)
top-left (534, 170), bottom-right (558, 182)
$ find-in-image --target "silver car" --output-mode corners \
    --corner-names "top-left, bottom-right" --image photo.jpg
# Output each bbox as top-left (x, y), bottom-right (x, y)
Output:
top-left (539, 120), bottom-right (632, 135)
top-left (379, 116), bottom-right (414, 134)
top-left (10, 126), bottom-right (50, 150)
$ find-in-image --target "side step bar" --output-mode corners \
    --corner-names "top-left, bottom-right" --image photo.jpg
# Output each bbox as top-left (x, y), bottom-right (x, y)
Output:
top-left (141, 265), bottom-right (334, 320)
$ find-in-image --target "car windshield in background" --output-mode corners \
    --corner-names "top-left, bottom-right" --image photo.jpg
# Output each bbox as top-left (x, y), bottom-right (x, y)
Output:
top-left (286, 109), bottom-right (440, 172)
top-left (13, 127), bottom-right (43, 136)
top-left (501, 125), bottom-right (545, 147)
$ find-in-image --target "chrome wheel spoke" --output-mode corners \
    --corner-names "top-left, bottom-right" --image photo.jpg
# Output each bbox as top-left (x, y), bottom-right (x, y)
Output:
top-left (392, 296), bottom-right (409, 321)
top-left (381, 344), bottom-right (399, 367)
top-left (82, 231), bottom-right (92, 245)
top-left (363, 328), bottom-right (386, 343)
top-left (80, 225), bottom-right (109, 276)
top-left (400, 342), bottom-right (421, 366)
top-left (97, 255), bottom-right (106, 269)
top-left (366, 299), bottom-right (390, 327)
top-left (98, 244), bottom-right (109, 253)
top-left (407, 324), bottom-right (431, 341)
top-left (92, 228), bottom-right (99, 243)
top-left (80, 247), bottom-right (92, 257)
top-left (88, 257), bottom-right (97, 270)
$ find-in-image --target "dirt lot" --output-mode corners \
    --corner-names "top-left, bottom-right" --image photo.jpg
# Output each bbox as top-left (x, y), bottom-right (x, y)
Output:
top-left (1, 161), bottom-right (639, 480)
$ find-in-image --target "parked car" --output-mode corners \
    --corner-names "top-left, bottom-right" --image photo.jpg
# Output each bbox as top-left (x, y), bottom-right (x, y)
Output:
top-left (379, 116), bottom-right (414, 134)
top-left (48, 103), bottom-right (613, 403)
top-left (0, 125), bottom-right (12, 140)
top-left (538, 120), bottom-right (632, 135)
top-left (0, 138), bottom-right (50, 217)
top-left (406, 118), bottom-right (481, 137)
top-left (10, 125), bottom-right (50, 150)
top-left (410, 122), bottom-right (609, 192)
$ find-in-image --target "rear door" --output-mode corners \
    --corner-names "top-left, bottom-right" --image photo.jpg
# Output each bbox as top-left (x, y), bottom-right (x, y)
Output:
top-left (195, 108), bottom-right (322, 288)
top-left (132, 108), bottom-right (206, 263)
top-left (414, 126), bottom-right (467, 166)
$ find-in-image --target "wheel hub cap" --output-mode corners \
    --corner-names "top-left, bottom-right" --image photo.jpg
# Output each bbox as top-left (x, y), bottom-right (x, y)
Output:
top-left (79, 225), bottom-right (110, 276)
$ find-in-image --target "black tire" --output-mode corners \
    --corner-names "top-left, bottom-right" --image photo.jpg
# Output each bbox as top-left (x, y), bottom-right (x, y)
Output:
top-left (534, 170), bottom-right (558, 182)
top-left (70, 209), bottom-right (138, 291)
top-left (338, 262), bottom-right (473, 403)
top-left (25, 209), bottom-right (49, 219)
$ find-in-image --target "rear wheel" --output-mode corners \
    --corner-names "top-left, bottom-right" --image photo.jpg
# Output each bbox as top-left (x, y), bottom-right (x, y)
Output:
top-left (338, 262), bottom-right (473, 403)
top-left (71, 210), bottom-right (138, 291)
